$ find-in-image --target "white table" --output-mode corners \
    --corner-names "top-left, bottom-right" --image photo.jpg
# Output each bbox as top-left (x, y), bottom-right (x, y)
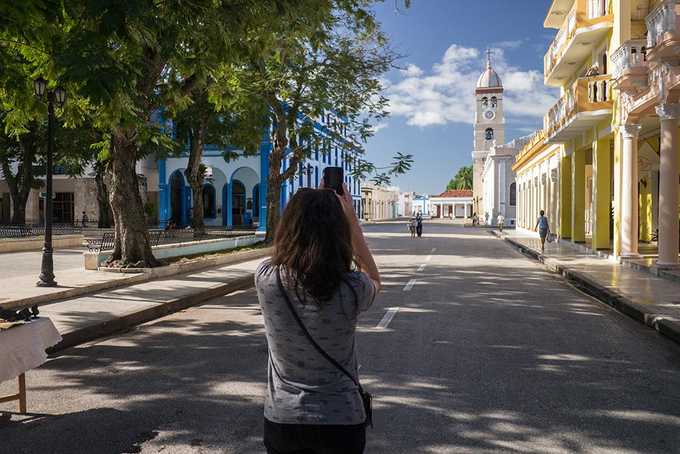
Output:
top-left (0, 318), bottom-right (62, 413)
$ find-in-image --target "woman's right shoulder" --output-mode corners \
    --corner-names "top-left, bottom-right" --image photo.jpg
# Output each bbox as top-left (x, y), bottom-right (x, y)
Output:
top-left (255, 260), bottom-right (276, 286)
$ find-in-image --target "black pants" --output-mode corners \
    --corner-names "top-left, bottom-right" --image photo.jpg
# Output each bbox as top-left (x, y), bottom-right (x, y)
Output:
top-left (264, 418), bottom-right (366, 454)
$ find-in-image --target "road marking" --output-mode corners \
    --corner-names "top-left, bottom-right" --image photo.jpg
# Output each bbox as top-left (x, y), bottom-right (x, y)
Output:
top-left (417, 264), bottom-right (426, 272)
top-left (403, 279), bottom-right (417, 291)
top-left (376, 307), bottom-right (399, 329)
top-left (425, 247), bottom-right (437, 263)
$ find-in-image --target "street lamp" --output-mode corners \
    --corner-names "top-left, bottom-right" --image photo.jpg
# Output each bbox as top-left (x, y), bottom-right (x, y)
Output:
top-left (34, 77), bottom-right (66, 287)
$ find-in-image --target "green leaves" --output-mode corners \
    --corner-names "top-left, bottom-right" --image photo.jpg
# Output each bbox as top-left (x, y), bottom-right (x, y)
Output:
top-left (447, 165), bottom-right (473, 191)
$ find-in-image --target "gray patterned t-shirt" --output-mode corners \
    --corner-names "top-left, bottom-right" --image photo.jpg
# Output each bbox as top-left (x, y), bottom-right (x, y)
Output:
top-left (255, 261), bottom-right (377, 425)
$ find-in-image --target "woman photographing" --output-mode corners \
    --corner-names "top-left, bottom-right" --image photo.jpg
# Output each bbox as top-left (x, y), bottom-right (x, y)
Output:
top-left (255, 184), bottom-right (381, 454)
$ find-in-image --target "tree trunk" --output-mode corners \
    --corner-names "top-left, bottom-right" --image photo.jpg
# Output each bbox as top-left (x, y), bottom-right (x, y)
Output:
top-left (10, 194), bottom-right (27, 225)
top-left (95, 165), bottom-right (112, 228)
top-left (186, 125), bottom-right (206, 237)
top-left (107, 129), bottom-right (159, 267)
top-left (265, 141), bottom-right (285, 243)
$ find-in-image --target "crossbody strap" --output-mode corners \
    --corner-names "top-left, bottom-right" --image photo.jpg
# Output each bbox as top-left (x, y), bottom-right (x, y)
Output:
top-left (275, 268), bottom-right (364, 393)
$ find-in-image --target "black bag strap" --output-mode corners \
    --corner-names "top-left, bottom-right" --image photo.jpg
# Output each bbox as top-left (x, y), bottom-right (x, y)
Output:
top-left (275, 268), bottom-right (364, 393)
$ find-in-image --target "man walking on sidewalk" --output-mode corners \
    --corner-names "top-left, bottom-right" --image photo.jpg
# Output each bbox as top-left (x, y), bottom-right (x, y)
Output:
top-left (534, 210), bottom-right (550, 254)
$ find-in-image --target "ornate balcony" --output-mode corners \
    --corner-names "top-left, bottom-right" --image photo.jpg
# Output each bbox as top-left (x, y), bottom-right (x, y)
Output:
top-left (611, 39), bottom-right (649, 92)
top-left (646, 0), bottom-right (680, 60)
top-left (544, 1), bottom-right (613, 86)
top-left (544, 75), bottom-right (613, 142)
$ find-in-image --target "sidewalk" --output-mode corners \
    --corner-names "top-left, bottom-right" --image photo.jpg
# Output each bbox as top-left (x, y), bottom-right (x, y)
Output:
top-left (494, 229), bottom-right (680, 345)
top-left (36, 257), bottom-right (266, 351)
top-left (0, 248), bottom-right (143, 304)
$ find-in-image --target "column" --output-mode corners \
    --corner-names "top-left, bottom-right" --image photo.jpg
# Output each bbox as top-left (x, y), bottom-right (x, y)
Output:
top-left (158, 158), bottom-right (170, 228)
top-left (571, 149), bottom-right (586, 243)
top-left (656, 104), bottom-right (680, 265)
top-left (257, 129), bottom-right (271, 233)
top-left (620, 124), bottom-right (641, 257)
top-left (226, 182), bottom-right (233, 228)
top-left (592, 136), bottom-right (612, 249)
top-left (560, 153), bottom-right (572, 239)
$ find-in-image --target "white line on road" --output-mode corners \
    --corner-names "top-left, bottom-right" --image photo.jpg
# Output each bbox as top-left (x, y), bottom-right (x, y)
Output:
top-left (417, 264), bottom-right (426, 272)
top-left (376, 307), bottom-right (399, 329)
top-left (403, 279), bottom-right (417, 291)
top-left (425, 247), bottom-right (437, 263)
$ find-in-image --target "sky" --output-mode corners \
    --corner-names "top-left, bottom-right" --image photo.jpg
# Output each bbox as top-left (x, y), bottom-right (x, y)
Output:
top-left (365, 0), bottom-right (557, 195)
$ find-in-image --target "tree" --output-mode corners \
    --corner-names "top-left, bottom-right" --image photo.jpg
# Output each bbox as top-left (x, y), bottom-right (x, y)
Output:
top-left (172, 77), bottom-right (266, 235)
top-left (54, 0), bottom-right (289, 266)
top-left (447, 165), bottom-right (473, 191)
top-left (238, 1), bottom-right (403, 241)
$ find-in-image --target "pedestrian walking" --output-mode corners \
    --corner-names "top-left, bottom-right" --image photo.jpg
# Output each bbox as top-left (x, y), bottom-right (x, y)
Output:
top-left (472, 212), bottom-right (478, 226)
top-left (255, 184), bottom-right (380, 454)
top-left (497, 213), bottom-right (505, 232)
top-left (416, 212), bottom-right (423, 238)
top-left (534, 210), bottom-right (550, 254)
top-left (81, 211), bottom-right (89, 227)
top-left (408, 218), bottom-right (416, 238)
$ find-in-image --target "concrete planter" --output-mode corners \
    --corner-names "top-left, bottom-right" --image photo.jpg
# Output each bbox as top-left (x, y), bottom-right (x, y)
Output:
top-left (0, 234), bottom-right (84, 254)
top-left (84, 234), bottom-right (261, 270)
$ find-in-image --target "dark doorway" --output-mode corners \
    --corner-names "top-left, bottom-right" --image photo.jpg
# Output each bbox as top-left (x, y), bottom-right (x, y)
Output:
top-left (232, 180), bottom-right (245, 226)
top-left (39, 192), bottom-right (74, 225)
top-left (170, 171), bottom-right (185, 226)
top-left (203, 183), bottom-right (216, 218)
top-left (252, 184), bottom-right (260, 219)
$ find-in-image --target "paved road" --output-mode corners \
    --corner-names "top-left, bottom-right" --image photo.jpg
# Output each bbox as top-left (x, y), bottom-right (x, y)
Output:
top-left (2, 224), bottom-right (680, 453)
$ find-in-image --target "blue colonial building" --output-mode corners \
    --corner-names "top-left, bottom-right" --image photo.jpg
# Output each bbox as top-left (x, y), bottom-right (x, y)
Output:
top-left (146, 111), bottom-right (362, 233)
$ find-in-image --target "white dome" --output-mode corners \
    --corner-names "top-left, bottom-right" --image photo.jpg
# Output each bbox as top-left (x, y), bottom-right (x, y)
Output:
top-left (477, 67), bottom-right (502, 89)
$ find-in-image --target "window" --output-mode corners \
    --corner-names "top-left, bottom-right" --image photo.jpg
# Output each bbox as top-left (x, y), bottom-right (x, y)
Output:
top-left (509, 183), bottom-right (516, 206)
top-left (490, 96), bottom-right (497, 108)
top-left (481, 97), bottom-right (488, 107)
top-left (485, 128), bottom-right (494, 141)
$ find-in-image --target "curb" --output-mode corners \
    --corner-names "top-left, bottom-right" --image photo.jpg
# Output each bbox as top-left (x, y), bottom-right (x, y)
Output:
top-left (2, 247), bottom-right (271, 311)
top-left (491, 231), bottom-right (680, 347)
top-left (48, 273), bottom-right (256, 353)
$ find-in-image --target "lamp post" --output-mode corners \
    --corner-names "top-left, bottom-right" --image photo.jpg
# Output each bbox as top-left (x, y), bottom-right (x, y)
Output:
top-left (34, 77), bottom-right (66, 287)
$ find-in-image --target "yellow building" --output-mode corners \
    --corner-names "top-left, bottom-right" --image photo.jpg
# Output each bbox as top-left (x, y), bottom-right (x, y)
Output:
top-left (516, 0), bottom-right (680, 266)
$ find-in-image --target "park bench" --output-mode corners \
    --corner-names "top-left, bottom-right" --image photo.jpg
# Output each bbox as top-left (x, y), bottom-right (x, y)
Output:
top-left (86, 232), bottom-right (115, 253)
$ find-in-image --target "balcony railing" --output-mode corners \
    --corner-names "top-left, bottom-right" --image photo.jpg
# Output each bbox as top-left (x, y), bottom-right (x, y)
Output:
top-left (544, 1), bottom-right (613, 82)
top-left (545, 4), bottom-right (578, 78)
top-left (611, 39), bottom-right (648, 80)
top-left (544, 75), bottom-right (612, 138)
top-left (647, 0), bottom-right (680, 48)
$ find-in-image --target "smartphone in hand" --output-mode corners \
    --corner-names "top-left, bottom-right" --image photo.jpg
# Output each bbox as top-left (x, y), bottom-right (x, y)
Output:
top-left (322, 166), bottom-right (344, 195)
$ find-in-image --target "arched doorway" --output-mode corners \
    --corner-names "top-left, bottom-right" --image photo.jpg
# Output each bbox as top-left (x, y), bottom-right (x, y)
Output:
top-left (232, 180), bottom-right (246, 226)
top-left (203, 183), bottom-right (216, 219)
top-left (169, 170), bottom-right (186, 226)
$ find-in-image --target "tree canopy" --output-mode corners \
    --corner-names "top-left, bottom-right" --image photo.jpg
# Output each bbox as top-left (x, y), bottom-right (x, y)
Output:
top-left (447, 165), bottom-right (473, 191)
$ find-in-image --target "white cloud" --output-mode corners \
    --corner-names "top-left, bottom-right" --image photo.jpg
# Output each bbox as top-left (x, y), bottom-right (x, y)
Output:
top-left (385, 44), bottom-right (557, 128)
top-left (400, 64), bottom-right (424, 77)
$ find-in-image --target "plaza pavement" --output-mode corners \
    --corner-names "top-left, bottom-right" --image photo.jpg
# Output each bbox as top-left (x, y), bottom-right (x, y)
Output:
top-left (0, 248), bottom-right (141, 307)
top-left (2, 223), bottom-right (680, 453)
top-left (496, 229), bottom-right (680, 345)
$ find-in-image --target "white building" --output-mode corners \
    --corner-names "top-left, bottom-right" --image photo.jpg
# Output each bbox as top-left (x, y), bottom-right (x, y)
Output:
top-left (361, 183), bottom-right (399, 221)
top-left (480, 136), bottom-right (528, 226)
top-left (430, 190), bottom-right (474, 219)
top-left (398, 191), bottom-right (415, 217)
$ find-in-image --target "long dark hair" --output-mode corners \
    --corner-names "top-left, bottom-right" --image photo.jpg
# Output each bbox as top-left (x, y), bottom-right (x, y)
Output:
top-left (271, 188), bottom-right (353, 302)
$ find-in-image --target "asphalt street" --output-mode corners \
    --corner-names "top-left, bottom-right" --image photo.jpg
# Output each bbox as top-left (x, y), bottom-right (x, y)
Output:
top-left (2, 223), bottom-right (680, 453)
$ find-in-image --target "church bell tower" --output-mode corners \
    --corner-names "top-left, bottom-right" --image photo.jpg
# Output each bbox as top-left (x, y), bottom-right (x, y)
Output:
top-left (472, 50), bottom-right (504, 216)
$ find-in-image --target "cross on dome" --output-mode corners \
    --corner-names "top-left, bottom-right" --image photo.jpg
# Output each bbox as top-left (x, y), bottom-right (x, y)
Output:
top-left (476, 47), bottom-right (502, 90)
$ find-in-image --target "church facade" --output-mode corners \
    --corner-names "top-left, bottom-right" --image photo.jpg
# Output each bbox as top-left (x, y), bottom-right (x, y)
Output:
top-left (472, 54), bottom-right (519, 226)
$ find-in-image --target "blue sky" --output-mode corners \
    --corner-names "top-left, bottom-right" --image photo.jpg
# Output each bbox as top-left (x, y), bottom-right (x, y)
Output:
top-left (365, 0), bottom-right (556, 195)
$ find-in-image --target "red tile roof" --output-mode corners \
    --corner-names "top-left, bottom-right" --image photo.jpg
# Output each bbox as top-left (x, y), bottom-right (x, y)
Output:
top-left (435, 189), bottom-right (473, 198)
